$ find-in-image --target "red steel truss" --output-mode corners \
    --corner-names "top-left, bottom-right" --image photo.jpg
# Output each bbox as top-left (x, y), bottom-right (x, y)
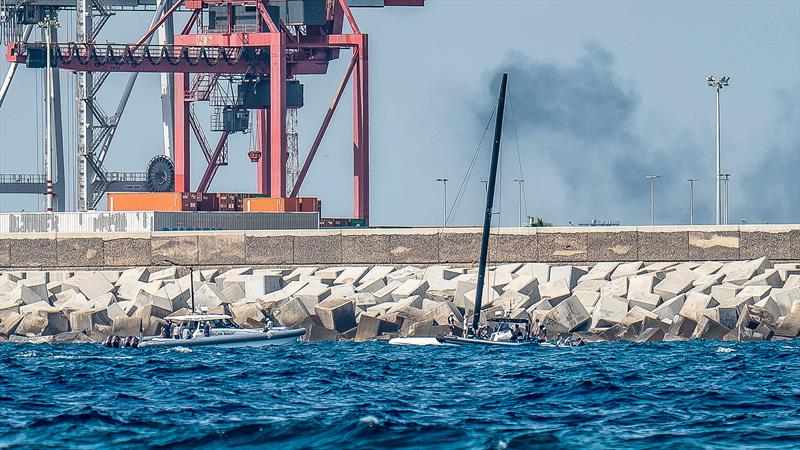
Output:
top-left (6, 0), bottom-right (423, 224)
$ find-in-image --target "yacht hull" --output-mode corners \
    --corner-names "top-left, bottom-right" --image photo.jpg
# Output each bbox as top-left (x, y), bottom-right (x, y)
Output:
top-left (138, 328), bottom-right (306, 348)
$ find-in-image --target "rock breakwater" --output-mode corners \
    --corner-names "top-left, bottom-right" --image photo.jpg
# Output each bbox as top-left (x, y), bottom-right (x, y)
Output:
top-left (1, 258), bottom-right (800, 344)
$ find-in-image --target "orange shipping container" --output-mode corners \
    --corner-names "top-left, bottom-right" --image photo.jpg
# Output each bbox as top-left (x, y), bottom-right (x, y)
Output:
top-left (242, 197), bottom-right (305, 212)
top-left (107, 192), bottom-right (183, 212)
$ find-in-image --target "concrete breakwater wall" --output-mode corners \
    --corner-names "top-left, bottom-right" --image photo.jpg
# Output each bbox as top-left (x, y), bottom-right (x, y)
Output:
top-left (0, 225), bottom-right (799, 269)
top-left (0, 225), bottom-right (800, 268)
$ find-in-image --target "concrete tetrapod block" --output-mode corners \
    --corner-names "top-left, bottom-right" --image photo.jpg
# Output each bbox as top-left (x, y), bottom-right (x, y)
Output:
top-left (373, 281), bottom-right (401, 304)
top-left (629, 274), bottom-right (657, 297)
top-left (543, 295), bottom-right (590, 335)
top-left (710, 284), bottom-right (743, 303)
top-left (454, 280), bottom-right (477, 307)
top-left (667, 315), bottom-right (698, 338)
top-left (111, 316), bottom-right (142, 337)
top-left (354, 315), bottom-right (397, 342)
top-left (0, 312), bottom-right (24, 337)
top-left (355, 277), bottom-right (386, 294)
top-left (772, 287), bottom-right (800, 317)
top-left (462, 288), bottom-right (500, 312)
top-left (244, 274), bottom-right (283, 298)
top-left (634, 327), bottom-right (666, 343)
top-left (64, 273), bottom-right (115, 300)
top-left (679, 293), bottom-right (719, 322)
top-left (315, 297), bottom-right (357, 332)
top-left (775, 313), bottom-right (800, 337)
top-left (735, 285), bottom-right (772, 302)
top-left (701, 305), bottom-right (739, 330)
top-left (273, 297), bottom-right (311, 327)
top-left (221, 284), bottom-right (246, 304)
top-left (114, 267), bottom-right (150, 287)
top-left (293, 283), bottom-right (331, 311)
top-left (492, 291), bottom-right (534, 311)
top-left (722, 327), bottom-right (762, 341)
top-left (68, 311), bottom-right (93, 334)
top-left (628, 292), bottom-right (662, 312)
top-left (744, 270), bottom-right (783, 288)
top-left (736, 305), bottom-right (776, 330)
top-left (3, 284), bottom-right (42, 306)
top-left (583, 262), bottom-right (619, 281)
top-left (194, 283), bottom-right (225, 309)
top-left (691, 316), bottom-right (731, 340)
top-left (550, 266), bottom-right (587, 290)
top-left (229, 302), bottom-right (265, 328)
top-left (358, 266), bottom-right (395, 287)
top-left (334, 267), bottom-right (369, 285)
top-left (653, 272), bottom-right (695, 300)
top-left (420, 301), bottom-right (463, 327)
top-left (573, 290), bottom-right (600, 309)
top-left (17, 278), bottom-right (48, 302)
top-left (591, 296), bottom-right (628, 328)
top-left (538, 279), bottom-right (571, 305)
top-left (575, 279), bottom-right (605, 293)
top-left (15, 315), bottom-right (48, 336)
top-left (752, 298), bottom-right (781, 321)
top-left (600, 277), bottom-right (628, 298)
top-left (652, 295), bottom-right (686, 321)
top-left (611, 262), bottom-right (644, 279)
top-left (391, 279), bottom-right (429, 302)
top-left (329, 284), bottom-right (356, 299)
top-left (514, 263), bottom-right (551, 283)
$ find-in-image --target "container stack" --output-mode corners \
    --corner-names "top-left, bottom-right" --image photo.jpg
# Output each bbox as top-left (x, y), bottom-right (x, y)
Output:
top-left (107, 192), bottom-right (320, 214)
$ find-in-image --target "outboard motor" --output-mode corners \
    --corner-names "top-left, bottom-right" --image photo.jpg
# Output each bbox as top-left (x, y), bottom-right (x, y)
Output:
top-left (124, 336), bottom-right (133, 348)
top-left (111, 335), bottom-right (122, 348)
top-left (130, 337), bottom-right (140, 349)
top-left (103, 336), bottom-right (113, 347)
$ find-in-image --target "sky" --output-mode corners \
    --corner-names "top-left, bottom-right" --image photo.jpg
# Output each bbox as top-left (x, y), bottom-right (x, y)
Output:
top-left (0, 0), bottom-right (798, 227)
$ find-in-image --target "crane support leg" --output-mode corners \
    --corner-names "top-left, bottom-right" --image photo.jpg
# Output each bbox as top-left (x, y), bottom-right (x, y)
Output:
top-left (353, 34), bottom-right (369, 223)
top-left (174, 72), bottom-right (190, 192)
top-left (269, 32), bottom-right (287, 197)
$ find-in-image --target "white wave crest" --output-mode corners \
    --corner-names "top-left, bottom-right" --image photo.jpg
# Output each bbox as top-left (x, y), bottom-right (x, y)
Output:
top-left (359, 415), bottom-right (381, 425)
top-left (716, 347), bottom-right (735, 353)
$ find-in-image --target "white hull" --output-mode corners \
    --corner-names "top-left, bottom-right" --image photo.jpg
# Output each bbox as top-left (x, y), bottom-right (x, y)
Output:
top-left (138, 328), bottom-right (305, 349)
top-left (388, 337), bottom-right (456, 346)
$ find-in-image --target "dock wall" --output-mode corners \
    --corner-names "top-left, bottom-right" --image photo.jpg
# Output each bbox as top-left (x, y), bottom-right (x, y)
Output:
top-left (1, 225), bottom-right (799, 269)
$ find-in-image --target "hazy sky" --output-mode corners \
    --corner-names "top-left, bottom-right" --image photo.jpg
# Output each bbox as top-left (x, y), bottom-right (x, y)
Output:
top-left (1, 0), bottom-right (798, 227)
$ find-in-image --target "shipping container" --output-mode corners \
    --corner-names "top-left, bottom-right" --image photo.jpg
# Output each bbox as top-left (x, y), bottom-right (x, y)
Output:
top-left (107, 192), bottom-right (183, 212)
top-left (319, 217), bottom-right (367, 228)
top-left (153, 212), bottom-right (319, 231)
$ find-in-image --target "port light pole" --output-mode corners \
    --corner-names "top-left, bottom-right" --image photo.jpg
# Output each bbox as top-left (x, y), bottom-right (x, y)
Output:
top-left (436, 178), bottom-right (448, 228)
top-left (687, 178), bottom-right (698, 225)
top-left (646, 175), bottom-right (660, 226)
top-left (707, 74), bottom-right (730, 225)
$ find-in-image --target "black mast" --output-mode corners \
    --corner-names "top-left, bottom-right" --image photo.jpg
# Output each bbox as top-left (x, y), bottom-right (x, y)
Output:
top-left (471, 72), bottom-right (508, 334)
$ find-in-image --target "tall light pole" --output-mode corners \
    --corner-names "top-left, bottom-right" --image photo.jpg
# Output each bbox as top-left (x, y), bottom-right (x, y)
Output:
top-left (687, 178), bottom-right (699, 225)
top-left (435, 178), bottom-right (448, 227)
top-left (707, 74), bottom-right (730, 225)
top-left (513, 178), bottom-right (525, 227)
top-left (646, 175), bottom-right (660, 226)
top-left (722, 173), bottom-right (731, 225)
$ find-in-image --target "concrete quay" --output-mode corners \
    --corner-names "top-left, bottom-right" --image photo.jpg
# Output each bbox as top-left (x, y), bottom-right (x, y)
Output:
top-left (0, 225), bottom-right (799, 269)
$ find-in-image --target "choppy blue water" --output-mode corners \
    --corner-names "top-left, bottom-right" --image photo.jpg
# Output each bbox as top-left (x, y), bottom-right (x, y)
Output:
top-left (2, 340), bottom-right (800, 449)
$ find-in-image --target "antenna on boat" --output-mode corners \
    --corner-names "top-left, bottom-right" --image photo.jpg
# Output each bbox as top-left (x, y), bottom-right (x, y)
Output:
top-left (471, 72), bottom-right (508, 336)
top-left (189, 266), bottom-right (196, 314)
top-left (164, 259), bottom-right (196, 314)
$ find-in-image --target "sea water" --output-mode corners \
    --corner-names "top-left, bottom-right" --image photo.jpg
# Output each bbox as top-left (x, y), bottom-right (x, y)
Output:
top-left (1, 340), bottom-right (800, 449)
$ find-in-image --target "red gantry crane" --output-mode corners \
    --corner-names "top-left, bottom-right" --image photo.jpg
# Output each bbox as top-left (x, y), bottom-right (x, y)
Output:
top-left (6, 0), bottom-right (422, 224)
